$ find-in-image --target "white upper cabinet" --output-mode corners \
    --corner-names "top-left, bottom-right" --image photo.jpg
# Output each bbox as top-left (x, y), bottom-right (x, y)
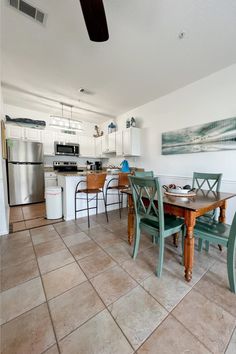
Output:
top-left (24, 128), bottom-right (42, 141)
top-left (121, 127), bottom-right (141, 156)
top-left (95, 136), bottom-right (103, 157)
top-left (6, 125), bottom-right (24, 139)
top-left (115, 131), bottom-right (123, 156)
top-left (102, 132), bottom-right (116, 154)
top-left (79, 136), bottom-right (95, 157)
top-left (41, 130), bottom-right (55, 155)
top-left (6, 125), bottom-right (42, 142)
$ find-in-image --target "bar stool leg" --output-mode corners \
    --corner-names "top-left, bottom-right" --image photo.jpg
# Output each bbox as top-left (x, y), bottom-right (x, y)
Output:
top-left (96, 193), bottom-right (98, 215)
top-left (86, 193), bottom-right (90, 228)
top-left (118, 190), bottom-right (122, 219)
top-left (103, 191), bottom-right (109, 223)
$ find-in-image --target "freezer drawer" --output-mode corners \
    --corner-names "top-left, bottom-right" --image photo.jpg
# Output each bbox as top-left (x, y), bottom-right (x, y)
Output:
top-left (8, 163), bottom-right (44, 205)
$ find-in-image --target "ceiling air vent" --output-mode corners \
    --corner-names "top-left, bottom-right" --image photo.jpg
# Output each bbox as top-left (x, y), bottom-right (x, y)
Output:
top-left (9, 0), bottom-right (46, 25)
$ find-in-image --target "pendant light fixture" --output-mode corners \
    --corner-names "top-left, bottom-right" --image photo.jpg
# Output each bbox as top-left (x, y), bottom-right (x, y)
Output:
top-left (49, 103), bottom-right (83, 132)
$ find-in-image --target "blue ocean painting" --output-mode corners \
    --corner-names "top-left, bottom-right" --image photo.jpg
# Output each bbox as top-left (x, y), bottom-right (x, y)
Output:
top-left (162, 117), bottom-right (236, 155)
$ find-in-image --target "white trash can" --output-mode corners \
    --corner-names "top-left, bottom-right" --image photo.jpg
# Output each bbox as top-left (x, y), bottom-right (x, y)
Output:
top-left (45, 186), bottom-right (62, 219)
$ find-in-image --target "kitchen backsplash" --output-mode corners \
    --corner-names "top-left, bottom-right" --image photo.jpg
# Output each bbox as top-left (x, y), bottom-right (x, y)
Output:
top-left (43, 155), bottom-right (106, 167)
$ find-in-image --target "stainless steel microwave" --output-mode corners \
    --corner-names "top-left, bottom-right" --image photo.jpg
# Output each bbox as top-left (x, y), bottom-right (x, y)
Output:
top-left (54, 142), bottom-right (80, 156)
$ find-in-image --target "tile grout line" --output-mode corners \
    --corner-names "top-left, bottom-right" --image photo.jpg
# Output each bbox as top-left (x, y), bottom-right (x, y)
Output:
top-left (86, 224), bottom-right (232, 352)
top-left (29, 228), bottom-right (62, 354)
top-left (2, 211), bottom-right (232, 353)
top-left (224, 324), bottom-right (236, 354)
top-left (52, 221), bottom-right (138, 352)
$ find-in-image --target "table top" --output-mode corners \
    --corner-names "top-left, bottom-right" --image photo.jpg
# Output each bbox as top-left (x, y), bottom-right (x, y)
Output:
top-left (122, 189), bottom-right (236, 211)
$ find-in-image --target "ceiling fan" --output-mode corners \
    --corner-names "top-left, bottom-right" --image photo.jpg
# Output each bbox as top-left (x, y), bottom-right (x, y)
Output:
top-left (79, 0), bottom-right (109, 42)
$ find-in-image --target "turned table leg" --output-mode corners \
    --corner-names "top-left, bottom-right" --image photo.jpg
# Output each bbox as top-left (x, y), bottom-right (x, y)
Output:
top-left (184, 210), bottom-right (196, 282)
top-left (127, 194), bottom-right (135, 245)
top-left (218, 201), bottom-right (226, 251)
top-left (219, 200), bottom-right (226, 223)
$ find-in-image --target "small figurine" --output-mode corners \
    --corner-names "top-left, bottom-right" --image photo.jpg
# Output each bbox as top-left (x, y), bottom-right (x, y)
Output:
top-left (130, 117), bottom-right (136, 127)
top-left (126, 119), bottom-right (130, 128)
top-left (93, 125), bottom-right (103, 137)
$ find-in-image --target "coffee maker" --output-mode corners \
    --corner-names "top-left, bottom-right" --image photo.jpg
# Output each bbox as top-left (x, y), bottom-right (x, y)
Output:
top-left (95, 161), bottom-right (102, 170)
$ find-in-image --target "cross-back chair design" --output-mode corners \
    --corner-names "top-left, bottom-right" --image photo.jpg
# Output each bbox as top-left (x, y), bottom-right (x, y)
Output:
top-left (105, 172), bottom-right (129, 218)
top-left (129, 176), bottom-right (184, 277)
top-left (192, 172), bottom-right (223, 251)
top-left (192, 172), bottom-right (222, 193)
top-left (134, 171), bottom-right (154, 178)
top-left (194, 212), bottom-right (236, 293)
top-left (75, 173), bottom-right (108, 227)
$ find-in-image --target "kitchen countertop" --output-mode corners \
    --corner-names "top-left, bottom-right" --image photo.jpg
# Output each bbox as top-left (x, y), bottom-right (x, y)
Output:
top-left (56, 171), bottom-right (118, 177)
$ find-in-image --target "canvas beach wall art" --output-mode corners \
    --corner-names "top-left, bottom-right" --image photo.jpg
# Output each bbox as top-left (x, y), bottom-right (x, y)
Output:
top-left (162, 117), bottom-right (236, 155)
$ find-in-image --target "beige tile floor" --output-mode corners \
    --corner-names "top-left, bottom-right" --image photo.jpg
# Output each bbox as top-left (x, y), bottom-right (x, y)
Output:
top-left (9, 203), bottom-right (63, 232)
top-left (0, 209), bottom-right (236, 354)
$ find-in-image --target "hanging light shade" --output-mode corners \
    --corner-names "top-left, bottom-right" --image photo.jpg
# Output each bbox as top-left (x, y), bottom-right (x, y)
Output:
top-left (49, 103), bottom-right (83, 132)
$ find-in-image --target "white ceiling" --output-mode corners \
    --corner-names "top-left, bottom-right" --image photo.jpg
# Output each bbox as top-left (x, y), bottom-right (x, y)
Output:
top-left (1, 0), bottom-right (236, 123)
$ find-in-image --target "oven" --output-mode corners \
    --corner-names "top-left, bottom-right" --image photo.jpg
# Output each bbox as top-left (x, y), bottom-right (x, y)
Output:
top-left (54, 142), bottom-right (80, 156)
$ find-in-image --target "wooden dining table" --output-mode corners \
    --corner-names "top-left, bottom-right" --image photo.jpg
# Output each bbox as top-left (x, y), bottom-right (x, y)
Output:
top-left (122, 189), bottom-right (236, 282)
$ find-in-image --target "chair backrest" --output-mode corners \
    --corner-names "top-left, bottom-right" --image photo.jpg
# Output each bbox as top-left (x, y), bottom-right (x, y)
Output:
top-left (128, 176), bottom-right (164, 233)
top-left (229, 211), bottom-right (236, 250)
top-left (135, 171), bottom-right (154, 178)
top-left (87, 173), bottom-right (107, 190)
top-left (118, 172), bottom-right (129, 187)
top-left (192, 172), bottom-right (222, 192)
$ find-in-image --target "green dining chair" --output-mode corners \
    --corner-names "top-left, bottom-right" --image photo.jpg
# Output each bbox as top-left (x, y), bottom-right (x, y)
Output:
top-left (193, 212), bottom-right (236, 293)
top-left (192, 172), bottom-right (222, 252)
top-left (134, 171), bottom-right (154, 177)
top-left (129, 176), bottom-right (184, 277)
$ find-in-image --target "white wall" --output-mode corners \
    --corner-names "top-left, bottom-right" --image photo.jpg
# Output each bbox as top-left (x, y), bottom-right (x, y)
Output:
top-left (116, 64), bottom-right (236, 223)
top-left (0, 94), bottom-right (9, 236)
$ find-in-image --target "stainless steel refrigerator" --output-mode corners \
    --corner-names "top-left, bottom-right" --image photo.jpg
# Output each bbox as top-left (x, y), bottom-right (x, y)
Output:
top-left (7, 139), bottom-right (44, 206)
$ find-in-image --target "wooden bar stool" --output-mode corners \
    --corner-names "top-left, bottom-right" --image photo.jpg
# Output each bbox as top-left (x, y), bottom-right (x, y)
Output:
top-left (75, 173), bottom-right (108, 227)
top-left (105, 172), bottom-right (129, 218)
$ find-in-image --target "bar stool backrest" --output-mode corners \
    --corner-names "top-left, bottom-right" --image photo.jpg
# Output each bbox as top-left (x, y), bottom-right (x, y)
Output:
top-left (87, 173), bottom-right (107, 190)
top-left (118, 172), bottom-right (129, 187)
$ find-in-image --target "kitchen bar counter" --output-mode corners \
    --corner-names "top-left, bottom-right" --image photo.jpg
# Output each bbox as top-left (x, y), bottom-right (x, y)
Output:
top-left (57, 172), bottom-right (127, 221)
top-left (55, 170), bottom-right (119, 177)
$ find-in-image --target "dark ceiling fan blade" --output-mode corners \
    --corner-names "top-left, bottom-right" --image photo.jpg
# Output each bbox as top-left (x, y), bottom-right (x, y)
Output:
top-left (80, 0), bottom-right (109, 42)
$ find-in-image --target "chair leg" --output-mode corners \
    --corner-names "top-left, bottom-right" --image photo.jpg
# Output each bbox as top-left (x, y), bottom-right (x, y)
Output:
top-left (96, 193), bottom-right (98, 215)
top-left (132, 222), bottom-right (141, 259)
top-left (103, 191), bottom-right (109, 223)
top-left (173, 233), bottom-right (179, 247)
top-left (118, 190), bottom-right (122, 219)
top-left (120, 192), bottom-right (124, 218)
top-left (157, 238), bottom-right (164, 278)
top-left (86, 193), bottom-right (90, 228)
top-left (205, 241), bottom-right (210, 252)
top-left (227, 243), bottom-right (236, 293)
top-left (181, 229), bottom-right (185, 265)
top-left (75, 194), bottom-right (77, 220)
top-left (198, 238), bottom-right (203, 252)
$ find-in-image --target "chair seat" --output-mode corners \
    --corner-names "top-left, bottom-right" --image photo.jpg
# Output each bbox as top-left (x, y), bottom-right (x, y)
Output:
top-left (76, 188), bottom-right (102, 194)
top-left (141, 215), bottom-right (183, 234)
top-left (195, 218), bottom-right (230, 241)
top-left (107, 185), bottom-right (128, 190)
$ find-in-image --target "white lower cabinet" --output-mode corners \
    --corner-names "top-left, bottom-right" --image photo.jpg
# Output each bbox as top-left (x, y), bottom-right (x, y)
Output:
top-left (44, 172), bottom-right (58, 191)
